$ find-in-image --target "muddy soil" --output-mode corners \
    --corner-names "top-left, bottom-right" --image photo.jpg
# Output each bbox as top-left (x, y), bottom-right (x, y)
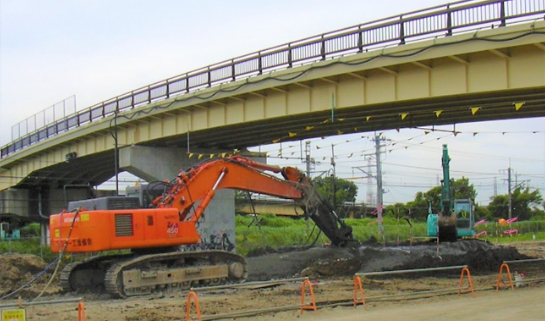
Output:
top-left (247, 239), bottom-right (529, 281)
top-left (0, 254), bottom-right (61, 299)
top-left (0, 241), bottom-right (543, 321)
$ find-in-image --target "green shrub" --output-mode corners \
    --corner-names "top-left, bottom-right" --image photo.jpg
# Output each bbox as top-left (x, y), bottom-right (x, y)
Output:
top-left (20, 223), bottom-right (41, 237)
top-left (0, 237), bottom-right (57, 262)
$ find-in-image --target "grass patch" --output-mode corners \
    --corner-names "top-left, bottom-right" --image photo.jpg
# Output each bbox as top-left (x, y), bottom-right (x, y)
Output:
top-left (2, 216), bottom-right (544, 259)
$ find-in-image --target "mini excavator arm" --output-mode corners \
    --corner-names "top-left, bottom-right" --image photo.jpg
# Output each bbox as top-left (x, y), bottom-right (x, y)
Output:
top-left (155, 155), bottom-right (354, 246)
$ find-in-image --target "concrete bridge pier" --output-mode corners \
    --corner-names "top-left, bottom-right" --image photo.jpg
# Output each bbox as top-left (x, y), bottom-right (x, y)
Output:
top-left (0, 186), bottom-right (95, 243)
top-left (119, 145), bottom-right (237, 252)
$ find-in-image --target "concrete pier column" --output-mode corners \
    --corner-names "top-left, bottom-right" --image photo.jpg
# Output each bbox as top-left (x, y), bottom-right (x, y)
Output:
top-left (119, 146), bottom-right (237, 252)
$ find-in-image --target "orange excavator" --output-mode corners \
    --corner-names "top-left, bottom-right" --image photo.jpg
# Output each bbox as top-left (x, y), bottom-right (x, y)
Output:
top-left (49, 155), bottom-right (355, 297)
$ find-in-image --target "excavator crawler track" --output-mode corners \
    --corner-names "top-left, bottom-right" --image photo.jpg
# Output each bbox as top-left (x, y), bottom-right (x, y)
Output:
top-left (61, 250), bottom-right (247, 298)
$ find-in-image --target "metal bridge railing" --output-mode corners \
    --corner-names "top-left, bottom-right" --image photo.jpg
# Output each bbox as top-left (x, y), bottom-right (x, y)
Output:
top-left (2, 0), bottom-right (544, 159)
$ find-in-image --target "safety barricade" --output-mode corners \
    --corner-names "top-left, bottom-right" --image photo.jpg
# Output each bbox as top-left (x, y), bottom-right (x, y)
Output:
top-left (0, 297), bottom-right (84, 321)
top-left (354, 264), bottom-right (474, 307)
top-left (353, 276), bottom-right (366, 307)
top-left (77, 301), bottom-right (86, 321)
top-left (186, 291), bottom-right (201, 321)
top-left (185, 277), bottom-right (316, 321)
top-left (496, 258), bottom-right (545, 291)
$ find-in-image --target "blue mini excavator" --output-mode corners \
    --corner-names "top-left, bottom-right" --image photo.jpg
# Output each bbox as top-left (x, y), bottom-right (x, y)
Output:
top-left (427, 144), bottom-right (475, 241)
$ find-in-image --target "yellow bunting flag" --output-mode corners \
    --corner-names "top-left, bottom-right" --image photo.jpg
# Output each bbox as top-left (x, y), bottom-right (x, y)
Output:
top-left (473, 132), bottom-right (478, 136)
top-left (322, 119), bottom-right (331, 124)
top-left (289, 132), bottom-right (297, 137)
top-left (514, 102), bottom-right (525, 111)
top-left (306, 126), bottom-right (314, 131)
top-left (354, 127), bottom-right (358, 131)
top-left (188, 153), bottom-right (194, 159)
top-left (338, 118), bottom-right (345, 121)
top-left (424, 131), bottom-right (430, 135)
top-left (366, 116), bottom-right (372, 121)
top-left (470, 107), bottom-right (481, 115)
top-left (337, 130), bottom-right (343, 135)
top-left (400, 113), bottom-right (409, 120)
top-left (221, 153), bottom-right (227, 158)
top-left (316, 146), bottom-right (321, 149)
top-left (273, 139), bottom-right (281, 143)
top-left (434, 110), bottom-right (443, 118)
top-left (198, 154), bottom-right (204, 160)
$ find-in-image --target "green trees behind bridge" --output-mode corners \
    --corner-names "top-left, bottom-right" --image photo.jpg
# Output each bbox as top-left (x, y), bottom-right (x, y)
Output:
top-left (382, 177), bottom-right (544, 222)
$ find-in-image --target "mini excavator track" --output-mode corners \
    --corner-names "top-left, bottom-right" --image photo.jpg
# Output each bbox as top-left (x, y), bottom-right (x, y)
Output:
top-left (61, 251), bottom-right (247, 298)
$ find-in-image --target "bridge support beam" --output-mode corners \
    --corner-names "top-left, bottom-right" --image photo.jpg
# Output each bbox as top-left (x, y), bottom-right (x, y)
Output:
top-left (118, 145), bottom-right (237, 253)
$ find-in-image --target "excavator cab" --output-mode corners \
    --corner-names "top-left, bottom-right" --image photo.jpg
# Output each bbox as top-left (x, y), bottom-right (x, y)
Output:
top-left (454, 199), bottom-right (475, 238)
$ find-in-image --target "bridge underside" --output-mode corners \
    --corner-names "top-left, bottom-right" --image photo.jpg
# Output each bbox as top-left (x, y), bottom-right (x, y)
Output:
top-left (1, 21), bottom-right (545, 191)
top-left (144, 86), bottom-right (545, 150)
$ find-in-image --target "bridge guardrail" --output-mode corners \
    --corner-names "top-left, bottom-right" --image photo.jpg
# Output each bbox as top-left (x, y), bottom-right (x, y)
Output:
top-left (2, 0), bottom-right (544, 159)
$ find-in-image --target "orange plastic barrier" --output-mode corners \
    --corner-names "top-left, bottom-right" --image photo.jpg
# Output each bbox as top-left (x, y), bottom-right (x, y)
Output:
top-left (353, 276), bottom-right (366, 307)
top-left (299, 279), bottom-right (317, 314)
top-left (77, 301), bottom-right (86, 321)
top-left (496, 263), bottom-right (514, 291)
top-left (185, 291), bottom-right (202, 321)
top-left (458, 267), bottom-right (475, 297)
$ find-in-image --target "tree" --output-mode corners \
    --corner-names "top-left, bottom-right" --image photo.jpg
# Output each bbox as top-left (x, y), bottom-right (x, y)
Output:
top-left (404, 177), bottom-right (478, 221)
top-left (312, 176), bottom-right (358, 215)
top-left (488, 186), bottom-right (543, 221)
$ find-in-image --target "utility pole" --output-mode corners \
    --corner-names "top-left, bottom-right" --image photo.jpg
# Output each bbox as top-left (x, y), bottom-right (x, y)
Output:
top-left (331, 144), bottom-right (337, 211)
top-left (493, 177), bottom-right (497, 198)
top-left (508, 167), bottom-right (512, 220)
top-left (366, 156), bottom-right (375, 206)
top-left (304, 141), bottom-right (312, 231)
top-left (375, 133), bottom-right (385, 242)
top-left (305, 141), bottom-right (311, 177)
top-left (114, 111), bottom-right (119, 196)
top-left (500, 166), bottom-right (513, 220)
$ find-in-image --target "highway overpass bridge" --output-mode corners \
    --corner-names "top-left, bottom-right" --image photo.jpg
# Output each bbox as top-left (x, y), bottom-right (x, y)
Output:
top-left (1, 0), bottom-right (545, 224)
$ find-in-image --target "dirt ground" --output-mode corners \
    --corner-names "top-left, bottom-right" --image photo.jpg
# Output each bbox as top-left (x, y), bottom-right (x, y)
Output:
top-left (0, 240), bottom-right (544, 321)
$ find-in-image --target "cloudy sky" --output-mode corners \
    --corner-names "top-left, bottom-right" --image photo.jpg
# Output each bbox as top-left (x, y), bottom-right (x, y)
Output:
top-left (1, 0), bottom-right (544, 206)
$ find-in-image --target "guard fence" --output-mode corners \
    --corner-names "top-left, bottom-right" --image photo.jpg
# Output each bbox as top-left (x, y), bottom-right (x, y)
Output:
top-left (1, 220), bottom-right (545, 259)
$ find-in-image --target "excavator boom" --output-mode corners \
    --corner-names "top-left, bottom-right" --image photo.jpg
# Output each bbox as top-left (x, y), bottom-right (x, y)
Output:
top-left (155, 155), bottom-right (354, 246)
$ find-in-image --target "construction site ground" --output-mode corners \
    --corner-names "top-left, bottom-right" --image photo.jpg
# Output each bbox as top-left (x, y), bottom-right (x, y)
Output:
top-left (1, 240), bottom-right (544, 321)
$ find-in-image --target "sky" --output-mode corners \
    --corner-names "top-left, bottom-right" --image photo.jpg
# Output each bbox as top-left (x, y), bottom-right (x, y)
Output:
top-left (1, 0), bottom-right (544, 207)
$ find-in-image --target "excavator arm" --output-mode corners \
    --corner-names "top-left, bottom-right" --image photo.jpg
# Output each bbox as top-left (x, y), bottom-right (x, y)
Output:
top-left (155, 155), bottom-right (354, 246)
